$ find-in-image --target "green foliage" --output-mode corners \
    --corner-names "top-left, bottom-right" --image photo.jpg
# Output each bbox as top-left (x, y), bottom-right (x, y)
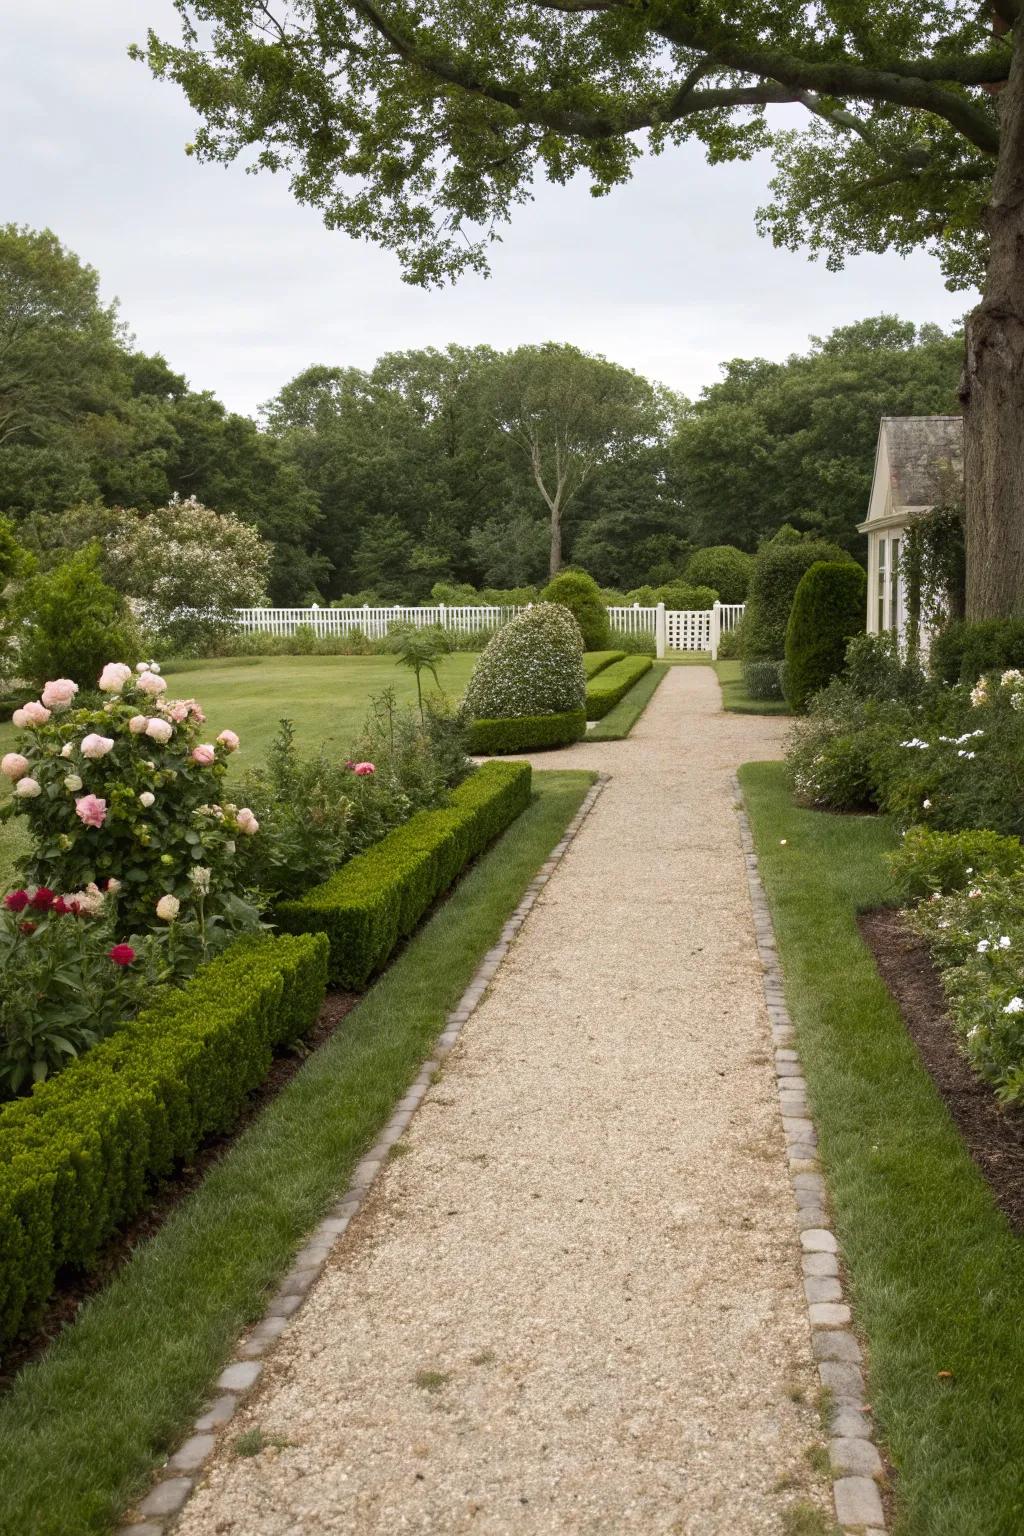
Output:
top-left (888, 826), bottom-right (1024, 902)
top-left (276, 761), bottom-right (531, 986)
top-left (583, 650), bottom-right (626, 678)
top-left (585, 656), bottom-right (653, 720)
top-left (743, 534), bottom-right (851, 661)
top-left (929, 618), bottom-right (1024, 686)
top-left (540, 570), bottom-right (610, 650)
top-left (468, 711), bottom-right (587, 753)
top-left (388, 623), bottom-right (448, 718)
top-left (0, 931), bottom-right (328, 1349)
top-left (743, 659), bottom-right (787, 701)
top-left (684, 545), bottom-right (753, 603)
top-left (622, 581), bottom-right (718, 609)
top-left (465, 602), bottom-right (586, 721)
top-left (843, 631), bottom-right (928, 704)
top-left (784, 561), bottom-right (867, 712)
top-left (10, 547), bottom-right (139, 690)
top-left (716, 628), bottom-right (741, 660)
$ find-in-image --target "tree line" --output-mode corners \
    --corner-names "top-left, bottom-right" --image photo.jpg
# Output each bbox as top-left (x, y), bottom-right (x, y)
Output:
top-left (1, 224), bottom-right (962, 604)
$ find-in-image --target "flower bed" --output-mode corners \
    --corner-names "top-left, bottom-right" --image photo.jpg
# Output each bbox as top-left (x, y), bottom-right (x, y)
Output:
top-left (585, 656), bottom-right (652, 720)
top-left (0, 930), bottom-right (328, 1350)
top-left (277, 760), bottom-right (532, 985)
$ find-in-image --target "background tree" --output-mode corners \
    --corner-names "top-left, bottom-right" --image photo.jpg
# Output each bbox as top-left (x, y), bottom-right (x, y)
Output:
top-left (142, 1), bottom-right (1023, 618)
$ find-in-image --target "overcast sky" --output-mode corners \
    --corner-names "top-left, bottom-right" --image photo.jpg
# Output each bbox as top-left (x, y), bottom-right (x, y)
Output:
top-left (8, 2), bottom-right (970, 419)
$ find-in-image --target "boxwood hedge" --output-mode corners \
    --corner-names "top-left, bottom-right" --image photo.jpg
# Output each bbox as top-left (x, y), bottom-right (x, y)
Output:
top-left (583, 650), bottom-right (626, 679)
top-left (0, 930), bottom-right (329, 1350)
top-left (468, 711), bottom-right (587, 754)
top-left (585, 656), bottom-right (653, 719)
top-left (276, 760), bottom-right (532, 986)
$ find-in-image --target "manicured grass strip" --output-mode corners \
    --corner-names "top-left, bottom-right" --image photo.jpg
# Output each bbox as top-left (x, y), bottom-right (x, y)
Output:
top-left (715, 659), bottom-right (790, 715)
top-left (583, 650), bottom-right (626, 679)
top-left (0, 770), bottom-right (595, 1536)
top-left (740, 762), bottom-right (1024, 1536)
top-left (584, 655), bottom-right (653, 720)
top-left (586, 663), bottom-right (668, 740)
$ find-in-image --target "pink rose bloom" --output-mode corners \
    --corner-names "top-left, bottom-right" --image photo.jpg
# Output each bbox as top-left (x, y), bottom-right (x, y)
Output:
top-left (1, 752), bottom-right (29, 781)
top-left (163, 700), bottom-right (190, 724)
top-left (145, 718), bottom-right (173, 744)
top-left (14, 777), bottom-right (42, 798)
top-left (137, 671), bottom-right (167, 698)
top-left (216, 729), bottom-right (240, 752)
top-left (236, 807), bottom-right (259, 835)
top-left (190, 701), bottom-right (207, 724)
top-left (191, 744), bottom-right (216, 766)
top-left (75, 794), bottom-right (107, 828)
top-left (98, 662), bottom-right (133, 693)
top-left (353, 761), bottom-right (376, 776)
top-left (41, 679), bottom-right (78, 711)
top-left (11, 709), bottom-right (28, 729)
top-left (80, 733), bottom-right (115, 760)
top-left (128, 714), bottom-right (149, 734)
top-left (20, 701), bottom-right (51, 726)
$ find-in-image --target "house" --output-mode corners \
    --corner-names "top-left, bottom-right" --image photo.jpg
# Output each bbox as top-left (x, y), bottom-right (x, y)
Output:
top-left (857, 415), bottom-right (963, 640)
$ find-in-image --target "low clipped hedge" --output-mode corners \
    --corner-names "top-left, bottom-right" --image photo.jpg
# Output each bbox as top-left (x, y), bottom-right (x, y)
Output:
top-left (585, 656), bottom-right (653, 719)
top-left (277, 760), bottom-right (532, 986)
top-left (583, 650), bottom-right (626, 679)
top-left (468, 711), bottom-right (587, 754)
top-left (0, 931), bottom-right (328, 1350)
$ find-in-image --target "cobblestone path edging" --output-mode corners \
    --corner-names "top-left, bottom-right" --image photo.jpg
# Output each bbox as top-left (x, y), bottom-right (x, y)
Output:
top-left (118, 774), bottom-right (609, 1535)
top-left (735, 777), bottom-right (889, 1535)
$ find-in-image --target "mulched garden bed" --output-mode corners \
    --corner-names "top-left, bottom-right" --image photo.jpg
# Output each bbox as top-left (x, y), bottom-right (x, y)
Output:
top-left (860, 907), bottom-right (1024, 1233)
top-left (0, 987), bottom-right (358, 1394)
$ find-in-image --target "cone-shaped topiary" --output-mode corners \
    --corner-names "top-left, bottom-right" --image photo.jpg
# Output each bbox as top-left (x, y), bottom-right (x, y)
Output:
top-left (784, 560), bottom-right (868, 712)
top-left (465, 602), bottom-right (586, 720)
top-left (540, 569), bottom-right (611, 650)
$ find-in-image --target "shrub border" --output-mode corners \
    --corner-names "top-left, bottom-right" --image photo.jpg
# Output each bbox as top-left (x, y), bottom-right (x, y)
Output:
top-left (122, 771), bottom-right (608, 1532)
top-left (583, 650), bottom-right (626, 679)
top-left (467, 711), bottom-right (586, 755)
top-left (585, 655), bottom-right (653, 719)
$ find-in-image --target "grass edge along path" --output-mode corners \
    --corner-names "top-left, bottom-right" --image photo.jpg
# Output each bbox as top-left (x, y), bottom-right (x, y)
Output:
top-left (740, 762), bottom-right (1024, 1536)
top-left (587, 662), bottom-right (668, 740)
top-left (0, 768), bottom-right (596, 1536)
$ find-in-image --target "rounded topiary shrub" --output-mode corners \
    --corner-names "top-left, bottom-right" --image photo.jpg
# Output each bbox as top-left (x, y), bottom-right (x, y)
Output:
top-left (540, 570), bottom-right (610, 650)
top-left (743, 536), bottom-right (851, 662)
top-left (784, 561), bottom-right (868, 713)
top-left (684, 545), bottom-right (754, 604)
top-left (465, 604), bottom-right (586, 752)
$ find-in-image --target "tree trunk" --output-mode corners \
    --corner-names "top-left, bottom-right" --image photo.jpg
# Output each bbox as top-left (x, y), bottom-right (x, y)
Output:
top-left (549, 509), bottom-right (562, 577)
top-left (963, 26), bottom-right (1024, 619)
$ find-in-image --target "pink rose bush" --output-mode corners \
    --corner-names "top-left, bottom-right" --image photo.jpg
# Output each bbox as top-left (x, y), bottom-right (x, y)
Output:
top-left (0, 660), bottom-right (256, 930)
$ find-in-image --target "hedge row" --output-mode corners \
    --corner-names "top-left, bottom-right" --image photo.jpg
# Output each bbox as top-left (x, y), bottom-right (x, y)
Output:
top-left (467, 712), bottom-right (586, 754)
top-left (276, 760), bottom-right (533, 986)
top-left (583, 650), bottom-right (626, 679)
top-left (585, 656), bottom-right (653, 719)
top-left (0, 931), bottom-right (329, 1349)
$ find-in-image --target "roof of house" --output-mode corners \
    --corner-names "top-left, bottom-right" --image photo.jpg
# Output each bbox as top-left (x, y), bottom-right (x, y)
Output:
top-left (881, 415), bottom-right (963, 509)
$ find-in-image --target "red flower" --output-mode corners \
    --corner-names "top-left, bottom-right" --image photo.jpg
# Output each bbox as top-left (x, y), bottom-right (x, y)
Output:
top-left (108, 944), bottom-right (136, 967)
top-left (4, 890), bottom-right (29, 912)
top-left (51, 896), bottom-right (69, 916)
top-left (19, 920), bottom-right (37, 935)
top-left (29, 887), bottom-right (55, 911)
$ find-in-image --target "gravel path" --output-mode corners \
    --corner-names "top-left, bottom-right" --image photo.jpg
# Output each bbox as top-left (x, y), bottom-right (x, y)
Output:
top-left (175, 666), bottom-right (831, 1535)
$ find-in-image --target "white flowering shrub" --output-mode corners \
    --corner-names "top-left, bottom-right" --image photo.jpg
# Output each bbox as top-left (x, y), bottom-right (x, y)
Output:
top-left (464, 603), bottom-right (586, 720)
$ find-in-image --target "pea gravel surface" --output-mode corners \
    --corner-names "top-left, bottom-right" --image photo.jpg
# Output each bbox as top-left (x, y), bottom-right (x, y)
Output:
top-left (174, 666), bottom-right (831, 1535)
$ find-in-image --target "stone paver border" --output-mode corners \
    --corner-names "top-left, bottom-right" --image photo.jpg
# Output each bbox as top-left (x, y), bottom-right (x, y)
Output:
top-left (735, 777), bottom-right (889, 1536)
top-left (118, 773), bottom-right (609, 1535)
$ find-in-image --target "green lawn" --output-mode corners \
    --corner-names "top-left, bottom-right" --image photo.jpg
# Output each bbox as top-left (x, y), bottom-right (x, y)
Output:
top-left (0, 768), bottom-right (595, 1536)
top-left (741, 762), bottom-right (1024, 1536)
top-left (587, 662), bottom-right (668, 739)
top-left (715, 658), bottom-right (791, 715)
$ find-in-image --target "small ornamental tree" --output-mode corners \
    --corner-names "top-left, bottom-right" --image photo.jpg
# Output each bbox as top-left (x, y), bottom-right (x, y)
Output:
top-left (0, 661), bottom-right (259, 930)
top-left (743, 536), bottom-right (852, 661)
top-left (465, 603), bottom-right (585, 721)
top-left (684, 546), bottom-right (754, 605)
top-left (11, 546), bottom-right (140, 690)
top-left (540, 570), bottom-right (610, 650)
top-left (785, 561), bottom-right (868, 712)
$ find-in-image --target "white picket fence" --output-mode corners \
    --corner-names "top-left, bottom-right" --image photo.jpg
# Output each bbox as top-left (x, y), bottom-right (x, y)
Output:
top-left (233, 600), bottom-right (745, 659)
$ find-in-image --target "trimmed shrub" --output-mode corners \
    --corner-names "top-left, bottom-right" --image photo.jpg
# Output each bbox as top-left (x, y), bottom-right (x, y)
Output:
top-left (0, 931), bottom-right (328, 1348)
top-left (743, 537), bottom-right (851, 661)
top-left (583, 650), bottom-right (626, 679)
top-left (716, 627), bottom-right (741, 660)
top-left (888, 825), bottom-right (1024, 901)
top-left (684, 545), bottom-right (754, 604)
top-left (624, 582), bottom-right (718, 610)
top-left (276, 761), bottom-right (532, 987)
top-left (10, 547), bottom-right (140, 691)
top-left (586, 656), bottom-right (653, 719)
top-left (540, 571), bottom-right (610, 650)
top-left (929, 618), bottom-right (1024, 686)
top-left (784, 561), bottom-right (868, 712)
top-left (469, 712), bottom-right (586, 753)
top-left (743, 658), bottom-right (786, 700)
top-left (465, 603), bottom-right (585, 721)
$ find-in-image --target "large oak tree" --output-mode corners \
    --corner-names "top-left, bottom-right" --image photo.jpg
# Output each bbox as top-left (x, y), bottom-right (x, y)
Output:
top-left (141, 2), bottom-right (1023, 618)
